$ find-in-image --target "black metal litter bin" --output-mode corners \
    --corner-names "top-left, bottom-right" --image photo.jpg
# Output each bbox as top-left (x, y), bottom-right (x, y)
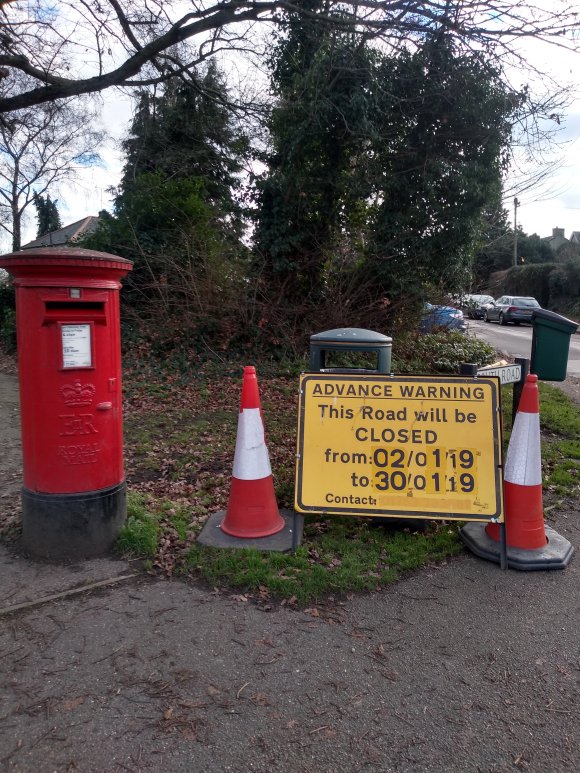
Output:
top-left (309, 327), bottom-right (392, 374)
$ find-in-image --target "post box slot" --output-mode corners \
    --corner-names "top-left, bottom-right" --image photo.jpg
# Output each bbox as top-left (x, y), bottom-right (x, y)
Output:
top-left (44, 301), bottom-right (107, 323)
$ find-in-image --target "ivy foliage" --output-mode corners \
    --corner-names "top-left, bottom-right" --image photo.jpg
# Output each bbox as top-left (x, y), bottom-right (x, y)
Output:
top-left (366, 36), bottom-right (515, 297)
top-left (254, 13), bottom-right (380, 296)
top-left (254, 10), bottom-right (519, 325)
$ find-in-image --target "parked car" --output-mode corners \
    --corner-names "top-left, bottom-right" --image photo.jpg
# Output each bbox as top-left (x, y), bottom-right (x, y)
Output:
top-left (420, 303), bottom-right (467, 333)
top-left (484, 295), bottom-right (541, 325)
top-left (462, 293), bottom-right (495, 319)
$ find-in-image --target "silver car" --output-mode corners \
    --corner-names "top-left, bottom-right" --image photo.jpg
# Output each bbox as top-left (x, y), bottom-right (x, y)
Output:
top-left (462, 293), bottom-right (495, 319)
top-left (484, 295), bottom-right (541, 325)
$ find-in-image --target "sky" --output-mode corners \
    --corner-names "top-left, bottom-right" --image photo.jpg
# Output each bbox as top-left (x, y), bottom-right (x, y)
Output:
top-left (11, 93), bottom-right (133, 249)
top-left (42, 95), bottom-right (133, 237)
top-left (16, 12), bottom-right (580, 248)
top-left (508, 39), bottom-right (580, 241)
top-left (516, 127), bottom-right (580, 241)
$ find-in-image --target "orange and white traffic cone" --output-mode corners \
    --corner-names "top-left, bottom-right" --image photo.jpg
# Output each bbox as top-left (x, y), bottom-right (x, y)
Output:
top-left (220, 366), bottom-right (285, 539)
top-left (486, 373), bottom-right (546, 550)
top-left (460, 374), bottom-right (574, 570)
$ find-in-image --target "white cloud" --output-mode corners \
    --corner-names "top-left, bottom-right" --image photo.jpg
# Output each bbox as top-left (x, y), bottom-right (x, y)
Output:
top-left (504, 31), bottom-right (580, 239)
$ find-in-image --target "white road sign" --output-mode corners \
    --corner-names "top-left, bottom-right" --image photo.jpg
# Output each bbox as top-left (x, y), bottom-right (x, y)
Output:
top-left (477, 364), bottom-right (522, 385)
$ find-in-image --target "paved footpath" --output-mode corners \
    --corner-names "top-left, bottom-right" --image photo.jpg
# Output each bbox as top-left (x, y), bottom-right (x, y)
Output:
top-left (1, 371), bottom-right (579, 773)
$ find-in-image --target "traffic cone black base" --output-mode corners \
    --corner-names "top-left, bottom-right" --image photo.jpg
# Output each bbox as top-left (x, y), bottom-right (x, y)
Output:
top-left (197, 508), bottom-right (303, 552)
top-left (460, 522), bottom-right (574, 571)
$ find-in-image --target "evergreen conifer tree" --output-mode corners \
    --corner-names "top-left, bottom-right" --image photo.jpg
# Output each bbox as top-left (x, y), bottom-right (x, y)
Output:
top-left (83, 64), bottom-right (250, 341)
top-left (34, 193), bottom-right (62, 237)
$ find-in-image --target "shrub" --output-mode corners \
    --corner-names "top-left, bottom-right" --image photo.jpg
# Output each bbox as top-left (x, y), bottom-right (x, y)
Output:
top-left (392, 331), bottom-right (496, 374)
top-left (499, 263), bottom-right (553, 306)
top-left (0, 283), bottom-right (16, 354)
top-left (548, 260), bottom-right (580, 317)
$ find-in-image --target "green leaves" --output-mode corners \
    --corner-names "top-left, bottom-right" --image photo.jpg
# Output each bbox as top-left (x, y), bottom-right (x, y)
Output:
top-left (256, 25), bottom-right (518, 325)
top-left (367, 36), bottom-right (514, 299)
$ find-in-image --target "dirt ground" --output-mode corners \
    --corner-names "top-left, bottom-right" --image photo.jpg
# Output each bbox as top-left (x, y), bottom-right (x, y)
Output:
top-left (0, 352), bottom-right (21, 531)
top-left (552, 375), bottom-right (580, 405)
top-left (1, 352), bottom-right (579, 772)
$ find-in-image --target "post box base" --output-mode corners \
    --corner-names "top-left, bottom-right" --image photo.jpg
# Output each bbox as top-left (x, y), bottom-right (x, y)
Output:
top-left (21, 482), bottom-right (127, 560)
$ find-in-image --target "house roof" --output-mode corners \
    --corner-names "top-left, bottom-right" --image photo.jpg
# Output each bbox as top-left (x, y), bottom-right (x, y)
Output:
top-left (21, 216), bottom-right (100, 250)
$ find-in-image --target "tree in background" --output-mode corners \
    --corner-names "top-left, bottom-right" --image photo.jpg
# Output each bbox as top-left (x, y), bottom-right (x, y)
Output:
top-left (473, 208), bottom-right (556, 286)
top-left (514, 232), bottom-right (554, 265)
top-left (33, 192), bottom-right (61, 237)
top-left (0, 79), bottom-right (102, 250)
top-left (118, 63), bottom-right (247, 242)
top-left (254, 17), bottom-right (519, 335)
top-left (552, 239), bottom-right (580, 263)
top-left (84, 66), bottom-right (250, 345)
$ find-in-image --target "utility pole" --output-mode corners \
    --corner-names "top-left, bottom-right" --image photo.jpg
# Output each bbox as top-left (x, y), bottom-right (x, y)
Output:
top-left (513, 197), bottom-right (519, 267)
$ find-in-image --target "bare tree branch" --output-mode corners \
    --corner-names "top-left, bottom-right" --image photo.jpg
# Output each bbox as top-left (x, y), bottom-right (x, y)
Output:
top-left (0, 1), bottom-right (578, 113)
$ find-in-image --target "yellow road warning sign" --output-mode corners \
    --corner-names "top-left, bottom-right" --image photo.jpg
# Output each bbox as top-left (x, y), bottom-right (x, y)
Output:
top-left (295, 374), bottom-right (504, 522)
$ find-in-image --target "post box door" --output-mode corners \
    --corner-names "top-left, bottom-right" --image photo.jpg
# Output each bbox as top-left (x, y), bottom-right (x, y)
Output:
top-left (19, 289), bottom-right (124, 493)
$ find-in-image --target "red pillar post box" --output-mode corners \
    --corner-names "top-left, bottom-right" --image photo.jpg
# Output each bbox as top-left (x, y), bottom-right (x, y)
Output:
top-left (0, 247), bottom-right (132, 558)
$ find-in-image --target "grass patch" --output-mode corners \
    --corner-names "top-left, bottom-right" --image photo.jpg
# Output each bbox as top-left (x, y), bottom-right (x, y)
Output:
top-left (116, 491), bottom-right (159, 557)
top-left (115, 346), bottom-right (580, 602)
top-left (116, 491), bottom-right (464, 602)
top-left (181, 518), bottom-right (463, 603)
top-left (539, 384), bottom-right (580, 437)
top-left (499, 382), bottom-right (580, 499)
top-left (537, 385), bottom-right (580, 497)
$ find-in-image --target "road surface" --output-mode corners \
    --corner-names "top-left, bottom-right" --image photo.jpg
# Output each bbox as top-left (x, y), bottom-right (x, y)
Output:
top-left (468, 319), bottom-right (580, 377)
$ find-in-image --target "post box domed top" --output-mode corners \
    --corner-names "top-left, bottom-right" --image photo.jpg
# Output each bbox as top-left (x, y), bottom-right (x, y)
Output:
top-left (0, 246), bottom-right (132, 286)
top-left (0, 246), bottom-right (132, 269)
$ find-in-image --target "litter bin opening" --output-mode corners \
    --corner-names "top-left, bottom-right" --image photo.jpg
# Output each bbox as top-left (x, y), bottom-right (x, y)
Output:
top-left (323, 351), bottom-right (383, 371)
